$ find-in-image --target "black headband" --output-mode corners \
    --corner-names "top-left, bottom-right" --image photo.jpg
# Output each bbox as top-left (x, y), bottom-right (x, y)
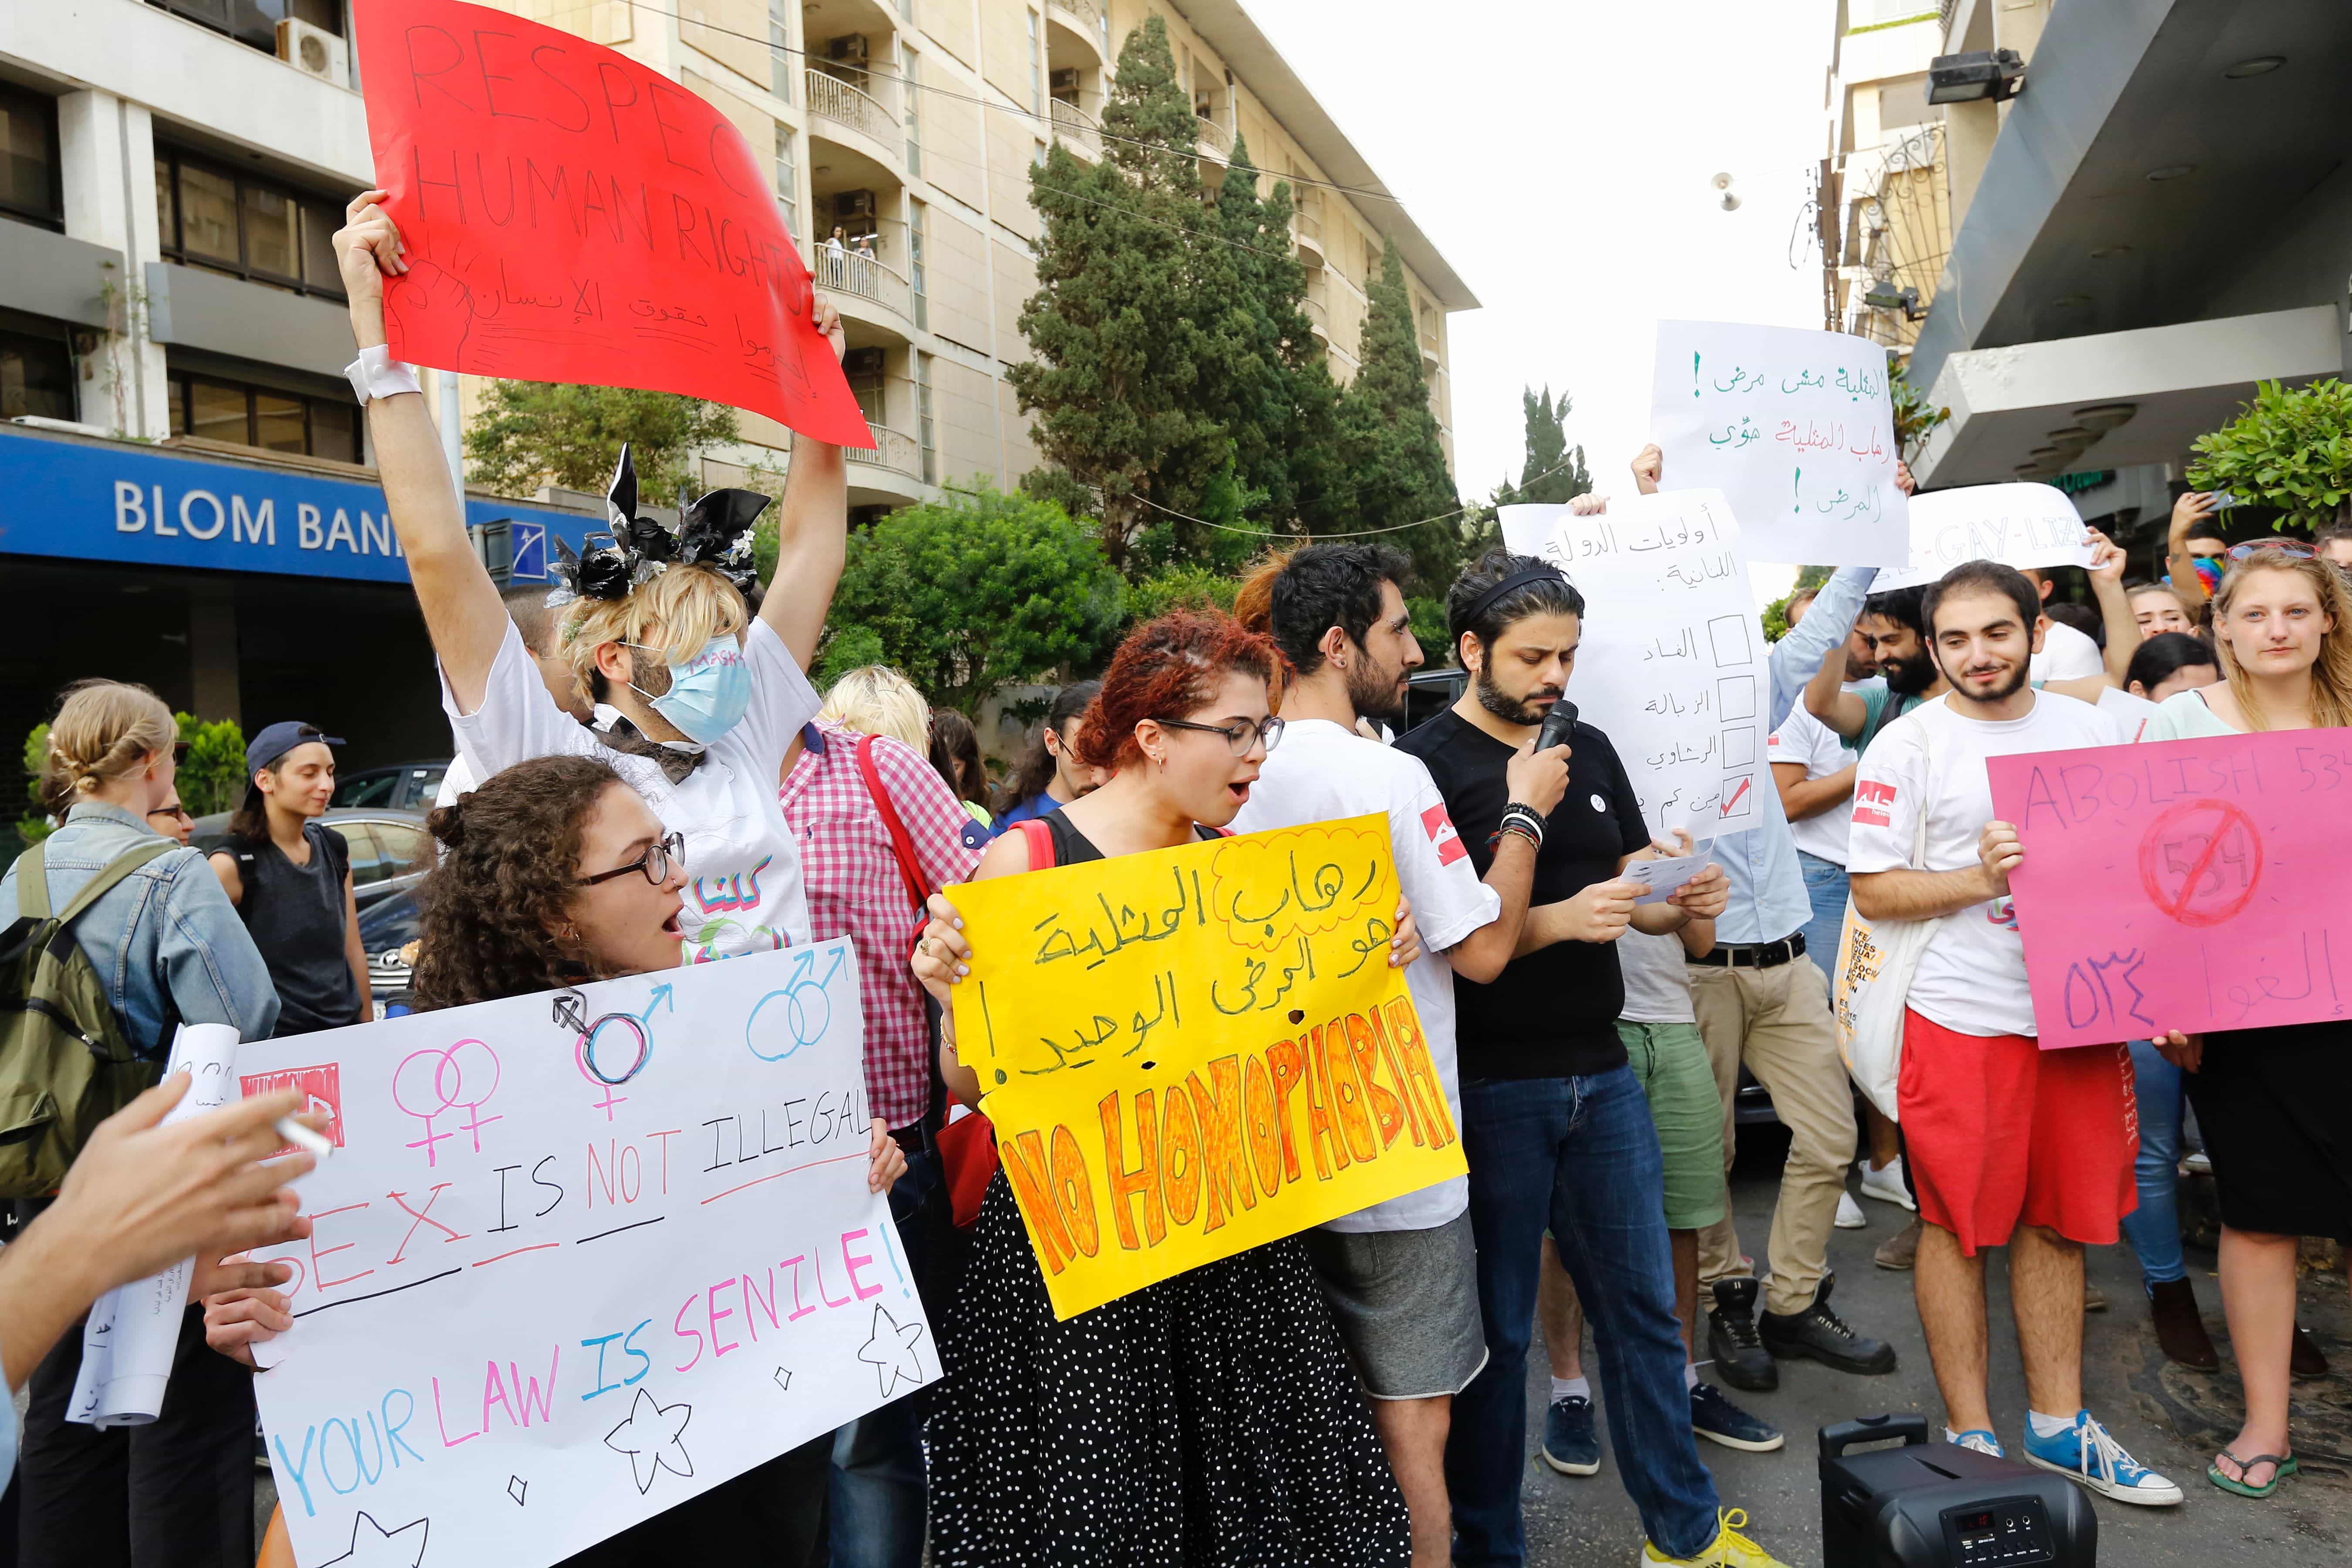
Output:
top-left (1460, 566), bottom-right (1571, 631)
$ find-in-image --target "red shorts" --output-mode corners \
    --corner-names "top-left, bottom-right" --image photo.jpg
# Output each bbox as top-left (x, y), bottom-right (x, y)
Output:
top-left (1897, 1009), bottom-right (2136, 1255)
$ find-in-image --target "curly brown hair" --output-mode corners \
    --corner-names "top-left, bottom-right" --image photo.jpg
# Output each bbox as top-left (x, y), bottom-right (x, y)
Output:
top-left (410, 755), bottom-right (628, 1012)
top-left (1073, 611), bottom-right (1279, 775)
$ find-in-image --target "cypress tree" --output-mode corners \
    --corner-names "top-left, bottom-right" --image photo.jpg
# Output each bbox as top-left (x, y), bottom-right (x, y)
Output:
top-left (1336, 237), bottom-right (1460, 586)
top-left (1497, 386), bottom-right (1591, 507)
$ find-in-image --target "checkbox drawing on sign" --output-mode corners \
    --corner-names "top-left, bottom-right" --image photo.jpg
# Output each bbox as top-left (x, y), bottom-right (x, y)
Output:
top-left (1716, 675), bottom-right (1757, 721)
top-left (1707, 614), bottom-right (1754, 667)
top-left (1723, 727), bottom-right (1756, 767)
top-left (1719, 774), bottom-right (1755, 821)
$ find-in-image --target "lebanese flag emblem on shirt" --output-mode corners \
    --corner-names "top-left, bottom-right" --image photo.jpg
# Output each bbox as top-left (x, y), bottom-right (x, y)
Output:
top-left (1853, 779), bottom-right (1897, 829)
top-left (1421, 803), bottom-right (1468, 866)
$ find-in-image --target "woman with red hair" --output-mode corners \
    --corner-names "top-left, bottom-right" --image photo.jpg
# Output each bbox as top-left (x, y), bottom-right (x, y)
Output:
top-left (910, 612), bottom-right (1418, 1565)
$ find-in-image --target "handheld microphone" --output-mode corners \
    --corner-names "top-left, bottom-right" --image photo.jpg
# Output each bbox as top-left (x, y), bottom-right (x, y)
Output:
top-left (1535, 698), bottom-right (1578, 754)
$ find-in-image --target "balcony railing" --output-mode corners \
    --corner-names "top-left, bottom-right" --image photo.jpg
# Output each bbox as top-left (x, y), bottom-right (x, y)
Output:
top-left (812, 246), bottom-right (913, 319)
top-left (1194, 114), bottom-right (1231, 161)
top-left (1302, 294), bottom-right (1328, 334)
top-left (1049, 98), bottom-right (1101, 157)
top-left (1291, 206), bottom-right (1323, 256)
top-left (1046, 0), bottom-right (1104, 42)
top-left (844, 423), bottom-right (924, 482)
top-left (1419, 326), bottom-right (1442, 359)
top-left (807, 68), bottom-right (901, 160)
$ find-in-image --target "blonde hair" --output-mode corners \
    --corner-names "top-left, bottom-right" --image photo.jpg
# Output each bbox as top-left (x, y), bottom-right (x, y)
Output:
top-left (43, 680), bottom-right (176, 805)
top-left (558, 564), bottom-right (748, 709)
top-left (818, 665), bottom-right (930, 753)
top-left (2212, 553), bottom-right (2352, 730)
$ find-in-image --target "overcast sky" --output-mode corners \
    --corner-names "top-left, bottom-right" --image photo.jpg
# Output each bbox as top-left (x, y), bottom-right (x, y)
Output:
top-left (1246, 0), bottom-right (1840, 569)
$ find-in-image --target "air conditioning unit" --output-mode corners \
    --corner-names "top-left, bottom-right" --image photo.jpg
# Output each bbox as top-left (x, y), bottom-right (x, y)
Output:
top-left (828, 34), bottom-right (870, 67)
top-left (276, 18), bottom-right (349, 88)
top-left (1050, 68), bottom-right (1082, 95)
top-left (833, 189), bottom-right (877, 220)
top-left (1194, 91), bottom-right (1215, 117)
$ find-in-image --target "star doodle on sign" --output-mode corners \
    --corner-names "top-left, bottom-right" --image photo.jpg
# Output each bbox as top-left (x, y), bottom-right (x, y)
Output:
top-left (603, 1386), bottom-right (694, 1494)
top-left (857, 1304), bottom-right (928, 1400)
top-left (319, 1511), bottom-right (430, 1568)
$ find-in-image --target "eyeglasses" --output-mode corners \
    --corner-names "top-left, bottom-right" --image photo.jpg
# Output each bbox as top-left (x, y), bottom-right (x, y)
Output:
top-left (1153, 715), bottom-right (1286, 756)
top-left (579, 832), bottom-right (685, 887)
top-left (2224, 542), bottom-right (2316, 562)
top-left (148, 806), bottom-right (190, 823)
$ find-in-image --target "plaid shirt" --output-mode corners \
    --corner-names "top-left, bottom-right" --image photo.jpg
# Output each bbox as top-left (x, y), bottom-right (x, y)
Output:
top-left (779, 721), bottom-right (988, 1128)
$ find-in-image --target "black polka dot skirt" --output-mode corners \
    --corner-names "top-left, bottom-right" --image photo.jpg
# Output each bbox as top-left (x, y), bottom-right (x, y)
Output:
top-left (925, 1172), bottom-right (1411, 1566)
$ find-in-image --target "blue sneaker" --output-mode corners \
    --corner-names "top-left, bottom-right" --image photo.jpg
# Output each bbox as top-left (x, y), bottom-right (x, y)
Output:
top-left (1691, 1382), bottom-right (1783, 1452)
top-left (2022, 1411), bottom-right (2184, 1507)
top-left (1949, 1429), bottom-right (2005, 1457)
top-left (1542, 1394), bottom-right (1600, 1476)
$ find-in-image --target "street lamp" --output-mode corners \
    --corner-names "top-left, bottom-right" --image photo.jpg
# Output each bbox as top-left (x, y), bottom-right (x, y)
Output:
top-left (1927, 49), bottom-right (2025, 105)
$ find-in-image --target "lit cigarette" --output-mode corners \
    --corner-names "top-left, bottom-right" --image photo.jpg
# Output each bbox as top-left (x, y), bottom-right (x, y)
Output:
top-left (275, 1118), bottom-right (332, 1160)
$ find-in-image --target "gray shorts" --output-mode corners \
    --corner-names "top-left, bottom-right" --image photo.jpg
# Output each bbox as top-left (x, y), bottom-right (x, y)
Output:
top-left (1300, 1211), bottom-right (1488, 1400)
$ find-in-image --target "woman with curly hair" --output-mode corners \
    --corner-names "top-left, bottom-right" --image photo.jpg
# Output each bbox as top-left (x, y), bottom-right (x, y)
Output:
top-left (234, 755), bottom-right (905, 1564)
top-left (906, 612), bottom-right (1419, 1567)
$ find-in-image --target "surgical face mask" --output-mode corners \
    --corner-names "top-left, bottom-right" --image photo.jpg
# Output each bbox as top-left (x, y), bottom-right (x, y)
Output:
top-left (628, 635), bottom-right (751, 745)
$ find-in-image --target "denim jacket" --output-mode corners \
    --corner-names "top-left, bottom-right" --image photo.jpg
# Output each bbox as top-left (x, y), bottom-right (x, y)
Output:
top-left (0, 803), bottom-right (280, 1056)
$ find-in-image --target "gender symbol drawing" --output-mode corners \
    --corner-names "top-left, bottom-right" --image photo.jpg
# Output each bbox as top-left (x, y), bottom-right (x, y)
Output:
top-left (390, 1040), bottom-right (503, 1166)
top-left (320, 1511), bottom-right (430, 1568)
top-left (603, 1387), bottom-right (695, 1494)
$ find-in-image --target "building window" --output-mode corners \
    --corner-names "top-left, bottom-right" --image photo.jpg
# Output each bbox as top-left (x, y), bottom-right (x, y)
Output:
top-left (147, 0), bottom-right (343, 56)
top-left (902, 45), bottom-right (923, 180)
top-left (908, 199), bottom-right (929, 331)
top-left (1033, 141), bottom-right (1046, 169)
top-left (0, 324), bottom-right (75, 421)
top-left (155, 147), bottom-right (348, 300)
top-left (167, 370), bottom-right (362, 463)
top-left (1027, 11), bottom-right (1043, 115)
top-left (768, 0), bottom-right (793, 103)
top-left (915, 352), bottom-right (936, 485)
top-left (773, 125), bottom-right (799, 235)
top-left (0, 84), bottom-right (64, 231)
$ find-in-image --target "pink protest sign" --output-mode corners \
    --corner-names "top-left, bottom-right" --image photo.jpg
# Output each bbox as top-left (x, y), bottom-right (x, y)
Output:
top-left (1989, 729), bottom-right (2352, 1049)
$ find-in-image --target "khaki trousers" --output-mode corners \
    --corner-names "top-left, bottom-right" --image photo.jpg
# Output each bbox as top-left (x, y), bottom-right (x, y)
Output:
top-left (1686, 955), bottom-right (1857, 1317)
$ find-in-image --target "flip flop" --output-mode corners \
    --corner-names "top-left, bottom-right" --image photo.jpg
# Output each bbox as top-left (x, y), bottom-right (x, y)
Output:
top-left (2207, 1449), bottom-right (2297, 1498)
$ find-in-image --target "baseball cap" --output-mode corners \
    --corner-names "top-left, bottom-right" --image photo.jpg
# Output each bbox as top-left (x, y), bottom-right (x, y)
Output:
top-left (245, 721), bottom-right (345, 776)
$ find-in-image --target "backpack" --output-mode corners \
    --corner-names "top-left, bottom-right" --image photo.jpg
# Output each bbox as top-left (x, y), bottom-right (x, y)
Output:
top-left (0, 840), bottom-right (177, 1196)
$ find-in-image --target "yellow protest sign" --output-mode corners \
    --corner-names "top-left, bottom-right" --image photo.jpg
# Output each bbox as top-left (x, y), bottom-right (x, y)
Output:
top-left (951, 814), bottom-right (1468, 1319)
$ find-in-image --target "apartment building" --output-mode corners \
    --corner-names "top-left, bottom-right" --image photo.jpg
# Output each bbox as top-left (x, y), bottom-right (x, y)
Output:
top-left (1821, 0), bottom-right (2352, 551)
top-left (0, 0), bottom-right (1471, 801)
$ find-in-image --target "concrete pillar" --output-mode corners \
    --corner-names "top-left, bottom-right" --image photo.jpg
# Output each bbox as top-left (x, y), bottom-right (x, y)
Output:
top-left (54, 90), bottom-right (170, 440)
top-left (187, 584), bottom-right (241, 727)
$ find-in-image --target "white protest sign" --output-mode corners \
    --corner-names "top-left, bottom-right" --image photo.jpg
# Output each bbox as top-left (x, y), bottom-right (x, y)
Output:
top-left (240, 941), bottom-right (933, 1568)
top-left (1650, 320), bottom-right (1909, 566)
top-left (1866, 483), bottom-right (2092, 593)
top-left (1500, 490), bottom-right (1767, 840)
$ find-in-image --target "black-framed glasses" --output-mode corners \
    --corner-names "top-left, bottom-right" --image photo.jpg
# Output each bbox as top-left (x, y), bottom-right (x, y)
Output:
top-left (1154, 715), bottom-right (1286, 756)
top-left (147, 806), bottom-right (191, 823)
top-left (579, 832), bottom-right (684, 887)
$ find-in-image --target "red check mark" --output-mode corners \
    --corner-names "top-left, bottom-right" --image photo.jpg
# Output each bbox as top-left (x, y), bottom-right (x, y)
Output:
top-left (1720, 776), bottom-right (1752, 816)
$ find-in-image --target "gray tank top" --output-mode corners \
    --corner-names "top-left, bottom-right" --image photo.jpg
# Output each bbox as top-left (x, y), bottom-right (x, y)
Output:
top-left (225, 823), bottom-right (359, 1036)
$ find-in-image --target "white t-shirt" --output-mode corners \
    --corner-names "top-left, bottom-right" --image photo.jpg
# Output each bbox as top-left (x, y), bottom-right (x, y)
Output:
top-left (441, 619), bottom-right (820, 958)
top-left (1767, 698), bottom-right (1858, 867)
top-left (2027, 618), bottom-right (2103, 682)
top-left (1230, 718), bottom-right (1499, 1233)
top-left (1848, 691), bottom-right (2124, 1038)
top-left (1617, 928), bottom-right (1695, 1026)
top-left (433, 751), bottom-right (475, 809)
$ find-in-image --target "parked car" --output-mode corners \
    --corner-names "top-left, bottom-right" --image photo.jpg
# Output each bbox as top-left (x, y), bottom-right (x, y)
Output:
top-left (189, 807), bottom-right (431, 912)
top-left (332, 760), bottom-right (451, 812)
top-left (357, 885), bottom-right (423, 1019)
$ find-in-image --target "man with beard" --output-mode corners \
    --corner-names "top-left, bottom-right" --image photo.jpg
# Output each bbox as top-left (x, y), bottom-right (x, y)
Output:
top-left (1804, 584), bottom-right (1947, 752)
top-left (1394, 553), bottom-right (1792, 1568)
top-left (1846, 563), bottom-right (2179, 1504)
top-left (1231, 543), bottom-right (1570, 1567)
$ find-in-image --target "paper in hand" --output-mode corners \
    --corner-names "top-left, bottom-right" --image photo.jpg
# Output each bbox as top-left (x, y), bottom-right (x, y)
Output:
top-left (1624, 850), bottom-right (1709, 906)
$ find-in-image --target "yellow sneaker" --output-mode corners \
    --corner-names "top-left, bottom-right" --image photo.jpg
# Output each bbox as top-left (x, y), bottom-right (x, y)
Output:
top-left (1638, 1508), bottom-right (1792, 1567)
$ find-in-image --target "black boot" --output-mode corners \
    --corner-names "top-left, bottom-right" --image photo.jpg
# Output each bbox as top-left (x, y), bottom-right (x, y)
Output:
top-left (1760, 1275), bottom-right (1898, 1375)
top-left (2147, 1278), bottom-right (2218, 1373)
top-left (1707, 1277), bottom-right (1777, 1392)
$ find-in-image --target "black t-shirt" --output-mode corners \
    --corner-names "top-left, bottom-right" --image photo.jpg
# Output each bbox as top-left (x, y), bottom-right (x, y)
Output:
top-left (223, 823), bottom-right (360, 1036)
top-left (1395, 708), bottom-right (1651, 1080)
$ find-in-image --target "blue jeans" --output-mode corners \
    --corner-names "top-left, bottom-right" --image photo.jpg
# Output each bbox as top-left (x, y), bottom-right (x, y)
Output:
top-left (2119, 1040), bottom-right (2186, 1288)
top-left (828, 1145), bottom-right (938, 1568)
top-left (1795, 850), bottom-right (1849, 972)
top-left (1446, 1068), bottom-right (1720, 1564)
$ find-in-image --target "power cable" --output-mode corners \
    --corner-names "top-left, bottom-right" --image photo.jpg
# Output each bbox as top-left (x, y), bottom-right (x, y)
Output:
top-left (1080, 452), bottom-right (1591, 540)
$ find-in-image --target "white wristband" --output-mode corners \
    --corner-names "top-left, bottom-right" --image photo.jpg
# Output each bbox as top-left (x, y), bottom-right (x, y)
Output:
top-left (343, 344), bottom-right (423, 405)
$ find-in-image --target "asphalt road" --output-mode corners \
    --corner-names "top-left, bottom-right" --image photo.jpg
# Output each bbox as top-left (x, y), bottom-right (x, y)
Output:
top-left (1521, 1123), bottom-right (2352, 1566)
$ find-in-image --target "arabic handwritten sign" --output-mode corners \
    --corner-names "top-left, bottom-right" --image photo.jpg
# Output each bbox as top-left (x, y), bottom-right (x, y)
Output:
top-left (1989, 731), bottom-right (2352, 1049)
top-left (1500, 490), bottom-right (1765, 839)
top-left (241, 943), bottom-right (934, 1568)
top-left (352, 0), bottom-right (871, 447)
top-left (1869, 484), bottom-right (2093, 593)
top-left (951, 816), bottom-right (1465, 1320)
top-left (1650, 320), bottom-right (1908, 566)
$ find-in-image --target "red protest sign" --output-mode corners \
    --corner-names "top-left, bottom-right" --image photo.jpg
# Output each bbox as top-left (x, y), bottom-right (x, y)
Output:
top-left (1990, 729), bottom-right (2352, 1048)
top-left (351, 0), bottom-right (871, 447)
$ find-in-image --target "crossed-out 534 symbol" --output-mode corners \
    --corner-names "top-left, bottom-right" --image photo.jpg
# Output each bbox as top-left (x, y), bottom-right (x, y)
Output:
top-left (390, 1040), bottom-right (503, 1167)
top-left (2137, 799), bottom-right (2265, 929)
